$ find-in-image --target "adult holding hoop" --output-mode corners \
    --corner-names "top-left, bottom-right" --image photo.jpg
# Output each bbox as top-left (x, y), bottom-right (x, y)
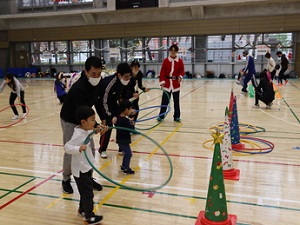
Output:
top-left (0, 74), bottom-right (27, 120)
top-left (157, 44), bottom-right (184, 123)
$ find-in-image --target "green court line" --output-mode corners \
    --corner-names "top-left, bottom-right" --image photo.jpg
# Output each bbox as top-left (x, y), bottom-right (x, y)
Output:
top-left (283, 98), bottom-right (300, 123)
top-left (0, 187), bottom-right (250, 225)
top-left (1, 171), bottom-right (300, 214)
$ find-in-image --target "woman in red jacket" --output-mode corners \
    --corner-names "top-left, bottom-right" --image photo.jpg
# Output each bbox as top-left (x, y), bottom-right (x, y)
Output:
top-left (157, 44), bottom-right (185, 122)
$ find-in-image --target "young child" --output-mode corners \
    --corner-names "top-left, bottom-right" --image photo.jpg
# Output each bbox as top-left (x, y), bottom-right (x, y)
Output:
top-left (64, 105), bottom-right (103, 225)
top-left (116, 99), bottom-right (135, 175)
top-left (54, 72), bottom-right (67, 104)
top-left (0, 74), bottom-right (27, 120)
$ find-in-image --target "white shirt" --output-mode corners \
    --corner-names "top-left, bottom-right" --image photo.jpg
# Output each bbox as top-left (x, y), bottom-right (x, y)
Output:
top-left (64, 126), bottom-right (95, 178)
top-left (267, 57), bottom-right (276, 72)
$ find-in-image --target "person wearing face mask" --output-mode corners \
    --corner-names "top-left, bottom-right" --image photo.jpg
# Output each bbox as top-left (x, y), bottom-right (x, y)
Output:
top-left (95, 62), bottom-right (133, 159)
top-left (60, 56), bottom-right (108, 194)
top-left (157, 44), bottom-right (185, 123)
top-left (124, 60), bottom-right (150, 129)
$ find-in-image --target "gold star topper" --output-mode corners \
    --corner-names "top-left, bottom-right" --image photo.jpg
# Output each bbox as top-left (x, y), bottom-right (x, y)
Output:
top-left (211, 130), bottom-right (224, 144)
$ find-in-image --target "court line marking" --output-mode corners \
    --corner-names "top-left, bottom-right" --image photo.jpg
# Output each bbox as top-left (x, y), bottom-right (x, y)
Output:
top-left (0, 169), bottom-right (63, 210)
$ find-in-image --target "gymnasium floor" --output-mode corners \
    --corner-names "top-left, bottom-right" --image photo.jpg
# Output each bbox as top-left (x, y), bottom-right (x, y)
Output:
top-left (0, 77), bottom-right (299, 225)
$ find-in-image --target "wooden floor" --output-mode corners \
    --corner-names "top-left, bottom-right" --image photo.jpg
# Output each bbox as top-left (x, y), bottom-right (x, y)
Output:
top-left (0, 78), bottom-right (300, 225)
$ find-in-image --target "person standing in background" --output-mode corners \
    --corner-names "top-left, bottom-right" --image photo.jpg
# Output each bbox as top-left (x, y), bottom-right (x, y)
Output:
top-left (276, 51), bottom-right (289, 86)
top-left (240, 50), bottom-right (256, 95)
top-left (264, 52), bottom-right (276, 80)
top-left (54, 72), bottom-right (67, 104)
top-left (157, 44), bottom-right (184, 123)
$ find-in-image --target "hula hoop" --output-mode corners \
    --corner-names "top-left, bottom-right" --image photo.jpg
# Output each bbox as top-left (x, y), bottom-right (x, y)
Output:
top-left (208, 122), bottom-right (265, 134)
top-left (0, 104), bottom-right (29, 128)
top-left (84, 126), bottom-right (173, 191)
top-left (134, 87), bottom-right (172, 130)
top-left (202, 136), bottom-right (274, 155)
top-left (135, 105), bottom-right (171, 123)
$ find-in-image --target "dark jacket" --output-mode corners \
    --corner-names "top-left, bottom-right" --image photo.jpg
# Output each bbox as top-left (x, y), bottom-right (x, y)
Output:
top-left (60, 71), bottom-right (100, 124)
top-left (125, 70), bottom-right (146, 98)
top-left (95, 74), bottom-right (127, 121)
top-left (280, 54), bottom-right (289, 71)
top-left (116, 116), bottom-right (132, 144)
top-left (256, 77), bottom-right (275, 101)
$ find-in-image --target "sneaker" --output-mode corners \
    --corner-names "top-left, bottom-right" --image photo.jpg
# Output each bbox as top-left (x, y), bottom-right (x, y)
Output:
top-left (62, 179), bottom-right (73, 194)
top-left (266, 102), bottom-right (273, 109)
top-left (156, 117), bottom-right (164, 122)
top-left (11, 115), bottom-right (19, 120)
top-left (240, 90), bottom-right (247, 95)
top-left (252, 104), bottom-right (260, 109)
top-left (122, 168), bottom-right (135, 175)
top-left (235, 81), bottom-right (241, 85)
top-left (100, 151), bottom-right (107, 158)
top-left (174, 118), bottom-right (182, 123)
top-left (78, 209), bottom-right (85, 217)
top-left (22, 113), bottom-right (27, 118)
top-left (92, 179), bottom-right (103, 191)
top-left (118, 149), bottom-right (124, 156)
top-left (277, 83), bottom-right (283, 86)
top-left (284, 80), bottom-right (288, 85)
top-left (84, 215), bottom-right (103, 225)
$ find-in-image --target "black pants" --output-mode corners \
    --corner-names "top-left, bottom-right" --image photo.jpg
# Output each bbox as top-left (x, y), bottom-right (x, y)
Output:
top-left (10, 91), bottom-right (26, 115)
top-left (278, 68), bottom-right (287, 84)
top-left (158, 90), bottom-right (180, 120)
top-left (74, 170), bottom-right (94, 219)
top-left (255, 91), bottom-right (274, 106)
top-left (99, 115), bottom-right (113, 152)
top-left (131, 98), bottom-right (139, 122)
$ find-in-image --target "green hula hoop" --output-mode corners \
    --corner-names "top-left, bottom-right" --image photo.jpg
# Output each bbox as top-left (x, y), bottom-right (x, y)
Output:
top-left (84, 126), bottom-right (173, 191)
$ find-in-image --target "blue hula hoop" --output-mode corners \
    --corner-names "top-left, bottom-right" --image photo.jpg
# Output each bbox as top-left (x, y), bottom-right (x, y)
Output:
top-left (135, 105), bottom-right (171, 123)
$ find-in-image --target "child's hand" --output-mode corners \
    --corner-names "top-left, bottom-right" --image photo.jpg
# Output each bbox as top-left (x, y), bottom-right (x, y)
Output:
top-left (94, 124), bottom-right (108, 135)
top-left (133, 93), bottom-right (139, 98)
top-left (112, 116), bottom-right (117, 125)
top-left (130, 109), bottom-right (137, 115)
top-left (79, 145), bottom-right (87, 152)
top-left (145, 88), bottom-right (150, 92)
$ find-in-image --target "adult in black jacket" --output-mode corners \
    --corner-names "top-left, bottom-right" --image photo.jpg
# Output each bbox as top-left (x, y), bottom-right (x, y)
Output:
top-left (276, 51), bottom-right (289, 86)
top-left (60, 56), bottom-right (106, 194)
top-left (95, 62), bottom-right (132, 159)
top-left (253, 70), bottom-right (275, 109)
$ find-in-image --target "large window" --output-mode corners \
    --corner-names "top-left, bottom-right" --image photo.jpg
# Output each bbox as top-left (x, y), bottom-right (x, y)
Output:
top-left (29, 33), bottom-right (295, 69)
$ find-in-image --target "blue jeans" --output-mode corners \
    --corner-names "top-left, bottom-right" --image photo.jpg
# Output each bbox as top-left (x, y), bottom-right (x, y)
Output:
top-left (118, 143), bottom-right (132, 170)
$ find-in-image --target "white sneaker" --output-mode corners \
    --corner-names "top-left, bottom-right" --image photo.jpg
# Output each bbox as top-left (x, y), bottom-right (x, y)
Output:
top-left (22, 113), bottom-right (27, 118)
top-left (252, 104), bottom-right (260, 109)
top-left (11, 115), bottom-right (19, 120)
top-left (100, 151), bottom-right (108, 158)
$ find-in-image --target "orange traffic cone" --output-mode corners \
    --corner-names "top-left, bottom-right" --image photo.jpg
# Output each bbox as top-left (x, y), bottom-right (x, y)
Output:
top-left (230, 96), bottom-right (245, 150)
top-left (221, 107), bottom-right (240, 181)
top-left (195, 131), bottom-right (237, 225)
top-left (273, 83), bottom-right (282, 99)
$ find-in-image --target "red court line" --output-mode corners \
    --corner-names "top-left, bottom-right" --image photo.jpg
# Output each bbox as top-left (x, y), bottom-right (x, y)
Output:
top-left (1, 139), bottom-right (299, 168)
top-left (0, 139), bottom-right (62, 147)
top-left (0, 170), bottom-right (62, 210)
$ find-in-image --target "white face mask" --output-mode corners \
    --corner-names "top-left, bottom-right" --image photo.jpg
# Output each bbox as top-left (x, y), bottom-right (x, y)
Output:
top-left (88, 77), bottom-right (101, 86)
top-left (120, 78), bottom-right (130, 86)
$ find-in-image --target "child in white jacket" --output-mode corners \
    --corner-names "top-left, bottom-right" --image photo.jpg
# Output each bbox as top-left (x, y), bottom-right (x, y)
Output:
top-left (64, 105), bottom-right (103, 225)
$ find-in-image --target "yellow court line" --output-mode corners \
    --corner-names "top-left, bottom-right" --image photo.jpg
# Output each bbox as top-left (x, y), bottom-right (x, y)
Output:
top-left (45, 193), bottom-right (69, 209)
top-left (94, 123), bottom-right (182, 212)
